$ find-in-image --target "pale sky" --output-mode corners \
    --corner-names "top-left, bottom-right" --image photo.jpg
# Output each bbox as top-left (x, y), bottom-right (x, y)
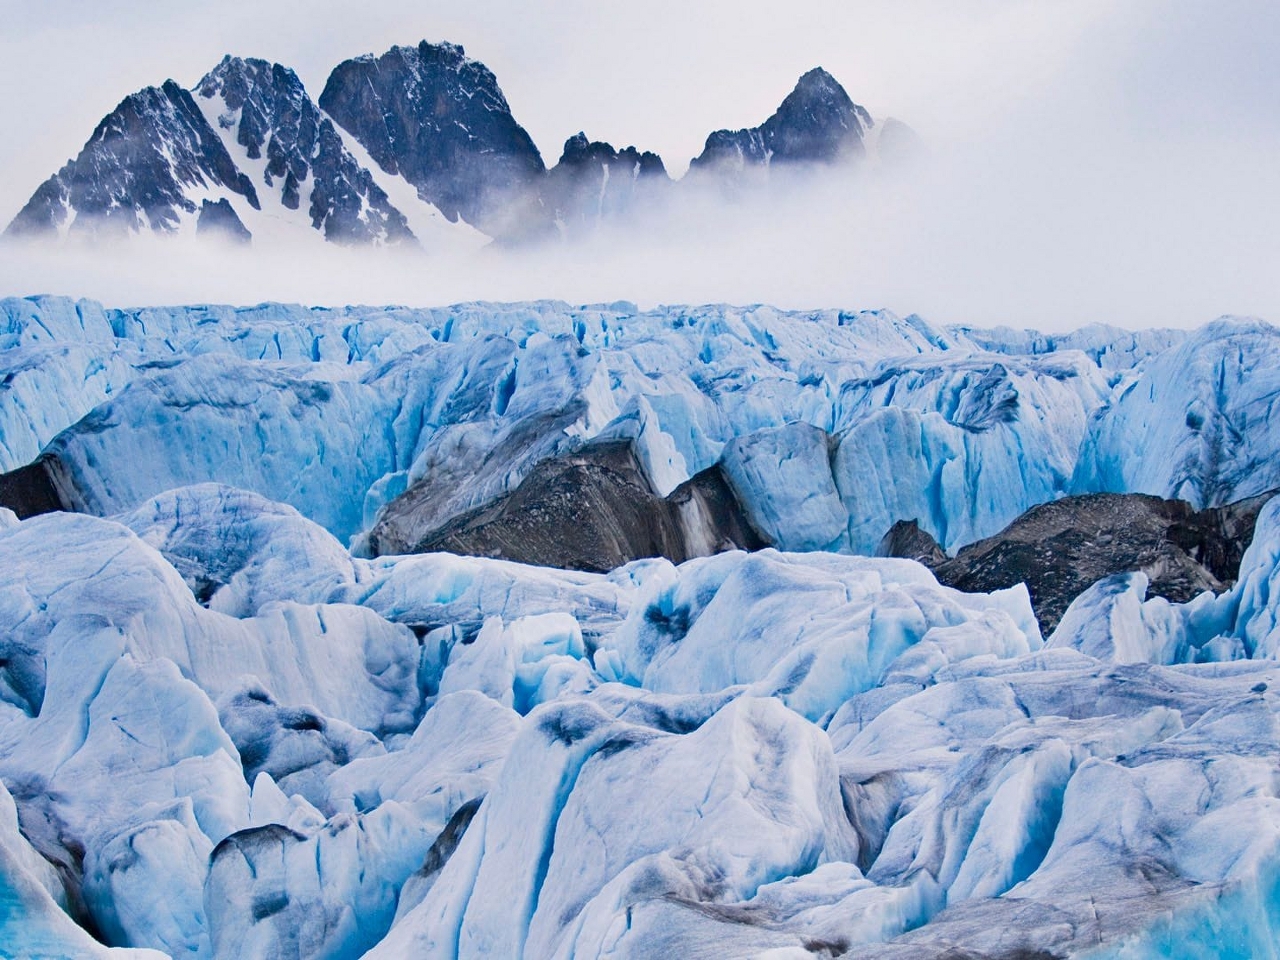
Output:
top-left (0, 0), bottom-right (1277, 330)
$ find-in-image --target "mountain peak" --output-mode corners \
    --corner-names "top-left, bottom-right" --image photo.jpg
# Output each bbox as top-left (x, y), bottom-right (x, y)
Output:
top-left (793, 66), bottom-right (842, 94)
top-left (6, 78), bottom-right (258, 239)
top-left (562, 131), bottom-right (591, 159)
top-left (320, 39), bottom-right (546, 238)
top-left (689, 66), bottom-right (871, 174)
top-left (195, 54), bottom-right (413, 245)
top-left (763, 67), bottom-right (871, 162)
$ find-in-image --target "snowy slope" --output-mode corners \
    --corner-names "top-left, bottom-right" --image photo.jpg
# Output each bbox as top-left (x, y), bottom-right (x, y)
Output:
top-left (5, 81), bottom-right (260, 241)
top-left (193, 56), bottom-right (414, 247)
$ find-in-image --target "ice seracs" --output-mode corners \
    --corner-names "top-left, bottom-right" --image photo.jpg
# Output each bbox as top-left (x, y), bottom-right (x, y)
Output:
top-left (1, 295), bottom-right (1203, 564)
top-left (0, 477), bottom-right (1279, 955)
top-left (1073, 318), bottom-right (1280, 508)
top-left (1, 299), bottom-right (1280, 956)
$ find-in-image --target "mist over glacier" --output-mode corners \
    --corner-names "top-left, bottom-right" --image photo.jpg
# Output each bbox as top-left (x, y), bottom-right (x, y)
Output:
top-left (1, 0), bottom-right (1278, 329)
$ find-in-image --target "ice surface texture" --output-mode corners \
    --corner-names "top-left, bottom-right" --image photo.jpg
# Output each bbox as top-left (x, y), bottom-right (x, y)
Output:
top-left (1, 488), bottom-right (1279, 957)
top-left (0, 295), bottom-right (1218, 557)
top-left (3, 297), bottom-right (1280, 957)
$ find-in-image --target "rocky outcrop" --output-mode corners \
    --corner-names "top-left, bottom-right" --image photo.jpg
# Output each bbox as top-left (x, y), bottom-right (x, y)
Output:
top-left (543, 133), bottom-right (669, 238)
top-left (0, 454), bottom-right (76, 519)
top-left (881, 490), bottom-right (1278, 633)
top-left (378, 440), bottom-right (765, 571)
top-left (319, 41), bottom-right (547, 241)
top-left (875, 518), bottom-right (946, 567)
top-left (196, 198), bottom-right (252, 244)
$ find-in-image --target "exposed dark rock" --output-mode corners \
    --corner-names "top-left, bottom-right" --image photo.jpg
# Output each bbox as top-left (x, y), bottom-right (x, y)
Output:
top-left (689, 67), bottom-right (872, 180)
top-left (6, 80), bottom-right (259, 239)
top-left (4, 782), bottom-right (103, 940)
top-left (381, 439), bottom-right (766, 571)
top-left (196, 198), bottom-right (252, 244)
top-left (197, 56), bottom-right (414, 245)
top-left (0, 454), bottom-right (76, 519)
top-left (876, 519), bottom-right (947, 567)
top-left (415, 797), bottom-right (481, 881)
top-left (881, 491), bottom-right (1278, 634)
top-left (543, 132), bottom-right (670, 237)
top-left (319, 41), bottom-right (547, 240)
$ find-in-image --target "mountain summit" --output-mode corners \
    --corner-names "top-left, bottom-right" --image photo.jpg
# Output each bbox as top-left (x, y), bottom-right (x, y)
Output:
top-left (691, 66), bottom-right (874, 175)
top-left (6, 80), bottom-right (259, 240)
top-left (319, 41), bottom-right (547, 240)
top-left (196, 56), bottom-right (413, 245)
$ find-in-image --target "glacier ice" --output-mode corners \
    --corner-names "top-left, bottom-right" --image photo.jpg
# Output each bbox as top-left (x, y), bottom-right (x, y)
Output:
top-left (0, 295), bottom-right (1193, 557)
top-left (0, 298), bottom-right (1279, 957)
top-left (0, 782), bottom-right (169, 960)
top-left (601, 548), bottom-right (1039, 722)
top-left (120, 484), bottom-right (361, 617)
top-left (368, 693), bottom-right (858, 959)
top-left (2, 477), bottom-right (1280, 956)
top-left (1073, 318), bottom-right (1280, 508)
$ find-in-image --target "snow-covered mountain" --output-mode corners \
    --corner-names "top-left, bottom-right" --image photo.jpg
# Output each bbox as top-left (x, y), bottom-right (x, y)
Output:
top-left (5, 80), bottom-right (261, 241)
top-left (318, 40), bottom-right (549, 242)
top-left (689, 66), bottom-right (874, 179)
top-left (4, 294), bottom-right (1280, 958)
top-left (4, 41), bottom-right (906, 248)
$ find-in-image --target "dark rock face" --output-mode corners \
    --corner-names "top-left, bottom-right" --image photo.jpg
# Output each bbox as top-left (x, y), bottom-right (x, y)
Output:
top-left (881, 491), bottom-right (1277, 634)
top-left (319, 41), bottom-right (546, 240)
top-left (876, 518), bottom-right (947, 567)
top-left (543, 133), bottom-right (670, 238)
top-left (0, 454), bottom-right (75, 519)
top-left (196, 198), bottom-right (252, 244)
top-left (197, 56), bottom-right (413, 246)
top-left (689, 67), bottom-right (872, 177)
top-left (6, 81), bottom-right (259, 239)
top-left (382, 440), bottom-right (766, 571)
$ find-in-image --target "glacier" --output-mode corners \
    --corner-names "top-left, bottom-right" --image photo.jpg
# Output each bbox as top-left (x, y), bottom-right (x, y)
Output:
top-left (2, 487), bottom-right (1279, 956)
top-left (3, 295), bottom-right (1280, 957)
top-left (0, 295), bottom-right (1211, 555)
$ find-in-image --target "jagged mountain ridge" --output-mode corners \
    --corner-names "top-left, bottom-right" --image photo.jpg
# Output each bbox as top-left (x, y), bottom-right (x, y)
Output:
top-left (5, 41), bottom-right (903, 247)
top-left (318, 40), bottom-right (548, 240)
top-left (543, 133), bottom-right (671, 239)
